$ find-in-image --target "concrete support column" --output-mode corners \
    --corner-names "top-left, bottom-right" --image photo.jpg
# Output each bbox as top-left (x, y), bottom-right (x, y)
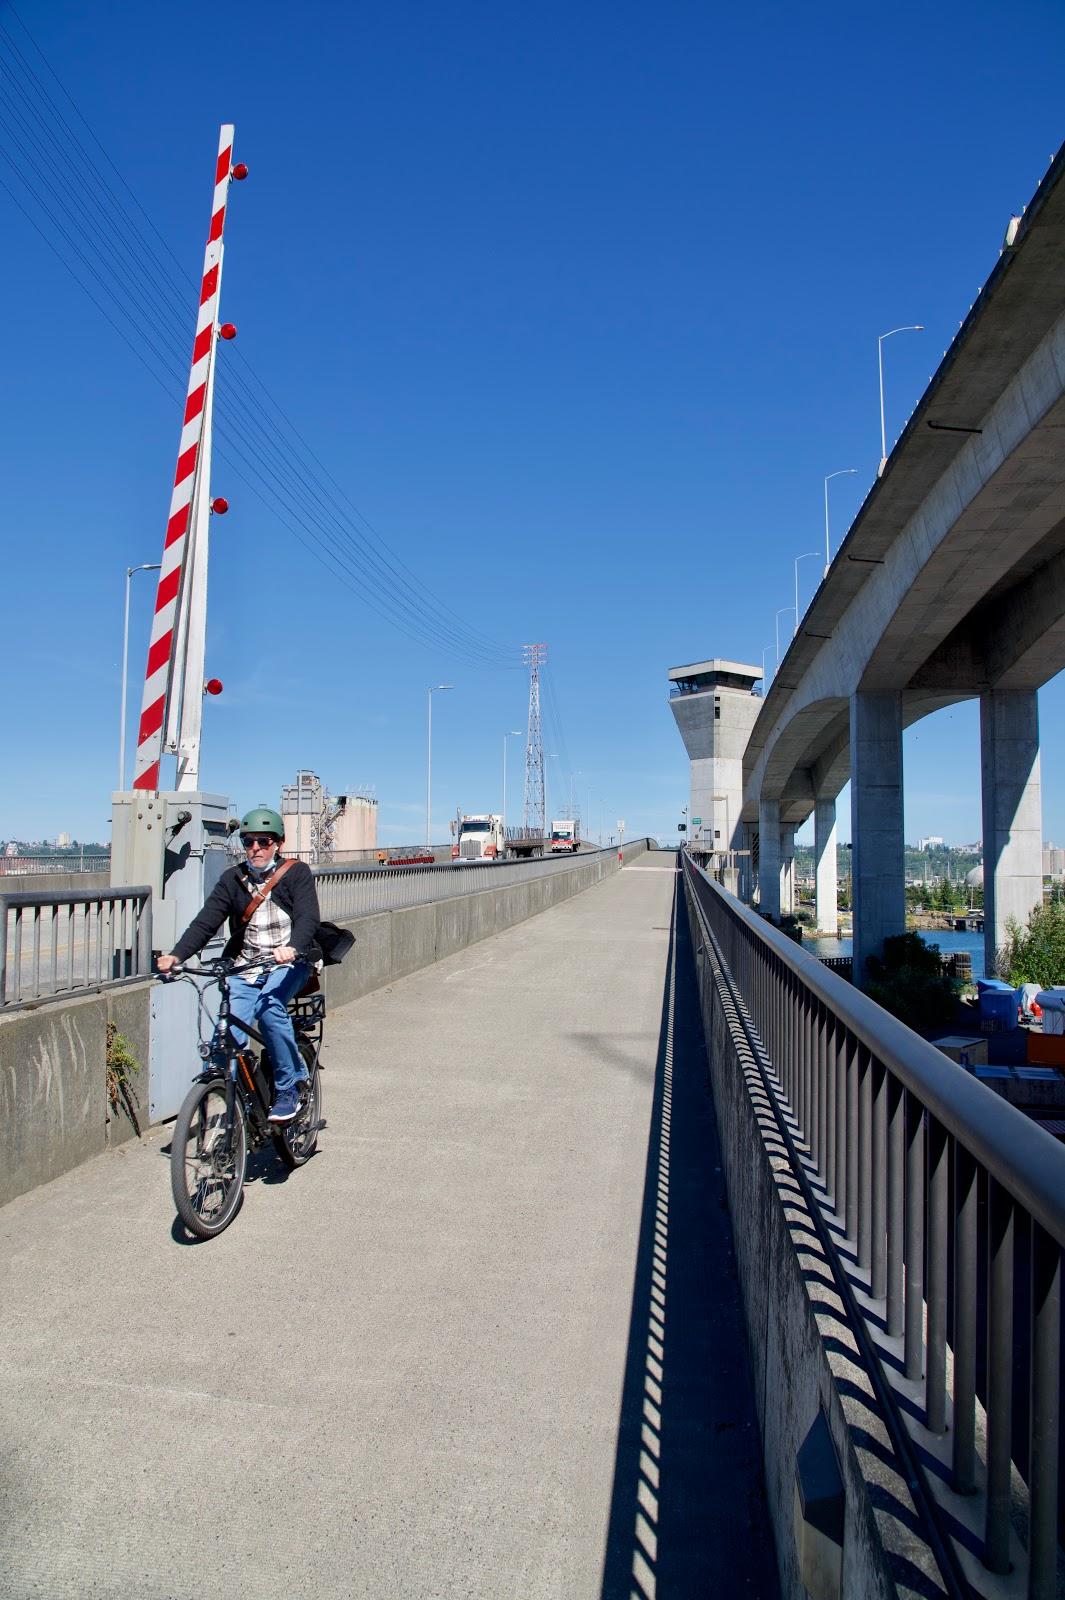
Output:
top-left (758, 797), bottom-right (781, 919)
top-left (814, 798), bottom-right (838, 936)
top-left (780, 824), bottom-right (795, 916)
top-left (850, 691), bottom-right (905, 984)
top-left (981, 688), bottom-right (1042, 977)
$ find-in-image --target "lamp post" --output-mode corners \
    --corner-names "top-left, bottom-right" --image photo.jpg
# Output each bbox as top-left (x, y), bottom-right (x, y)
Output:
top-left (119, 562), bottom-right (162, 790)
top-left (426, 684), bottom-right (453, 846)
top-left (878, 325), bottom-right (924, 474)
top-left (823, 468), bottom-right (858, 574)
top-left (793, 551), bottom-right (822, 637)
top-left (775, 606), bottom-right (795, 672)
top-left (502, 729), bottom-right (522, 828)
top-left (761, 644), bottom-right (773, 691)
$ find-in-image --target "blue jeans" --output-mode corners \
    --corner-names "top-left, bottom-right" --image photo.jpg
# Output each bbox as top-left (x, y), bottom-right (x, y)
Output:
top-left (227, 962), bottom-right (311, 1097)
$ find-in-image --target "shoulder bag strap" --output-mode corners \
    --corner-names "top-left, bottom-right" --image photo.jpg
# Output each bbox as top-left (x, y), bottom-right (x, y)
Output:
top-left (240, 858), bottom-right (296, 925)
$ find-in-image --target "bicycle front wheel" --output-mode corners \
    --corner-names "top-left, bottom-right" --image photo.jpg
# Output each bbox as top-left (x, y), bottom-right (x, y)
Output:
top-left (171, 1077), bottom-right (248, 1238)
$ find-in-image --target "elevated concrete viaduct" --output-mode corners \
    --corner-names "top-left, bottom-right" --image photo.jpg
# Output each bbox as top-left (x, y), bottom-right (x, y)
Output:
top-left (737, 141), bottom-right (1065, 980)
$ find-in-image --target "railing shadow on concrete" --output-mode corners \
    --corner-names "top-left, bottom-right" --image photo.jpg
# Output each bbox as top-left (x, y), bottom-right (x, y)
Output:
top-left (598, 871), bottom-right (779, 1598)
top-left (684, 852), bottom-right (1064, 1599)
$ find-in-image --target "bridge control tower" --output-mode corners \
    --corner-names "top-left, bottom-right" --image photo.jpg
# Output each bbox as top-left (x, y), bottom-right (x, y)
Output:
top-left (668, 659), bottom-right (762, 877)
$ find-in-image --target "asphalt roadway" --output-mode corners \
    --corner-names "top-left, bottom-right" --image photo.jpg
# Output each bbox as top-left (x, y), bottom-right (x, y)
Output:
top-left (0, 851), bottom-right (777, 1599)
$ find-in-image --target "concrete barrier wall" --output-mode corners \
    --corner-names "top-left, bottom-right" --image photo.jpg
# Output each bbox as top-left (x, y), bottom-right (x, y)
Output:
top-left (0, 870), bottom-right (110, 895)
top-left (682, 881), bottom-right (947, 1600)
top-left (322, 843), bottom-right (643, 1011)
top-left (0, 841), bottom-right (651, 1206)
top-left (0, 982), bottom-right (150, 1207)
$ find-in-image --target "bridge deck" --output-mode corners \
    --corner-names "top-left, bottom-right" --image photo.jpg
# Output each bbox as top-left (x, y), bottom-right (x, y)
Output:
top-left (0, 852), bottom-right (776, 1599)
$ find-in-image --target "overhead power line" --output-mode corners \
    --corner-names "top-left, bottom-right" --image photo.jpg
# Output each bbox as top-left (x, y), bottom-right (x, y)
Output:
top-left (0, 5), bottom-right (518, 669)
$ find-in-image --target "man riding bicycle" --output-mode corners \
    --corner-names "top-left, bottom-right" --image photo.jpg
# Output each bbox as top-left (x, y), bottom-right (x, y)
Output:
top-left (157, 807), bottom-right (321, 1124)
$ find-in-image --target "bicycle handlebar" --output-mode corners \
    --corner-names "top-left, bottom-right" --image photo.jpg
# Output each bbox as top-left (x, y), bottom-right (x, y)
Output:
top-left (158, 954), bottom-right (306, 982)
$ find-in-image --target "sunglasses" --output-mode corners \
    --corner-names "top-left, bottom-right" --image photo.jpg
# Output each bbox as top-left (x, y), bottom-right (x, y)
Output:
top-left (241, 835), bottom-right (277, 850)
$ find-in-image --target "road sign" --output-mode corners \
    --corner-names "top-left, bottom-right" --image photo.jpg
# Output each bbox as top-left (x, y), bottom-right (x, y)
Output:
top-left (617, 820), bottom-right (625, 832)
top-left (691, 816), bottom-right (702, 826)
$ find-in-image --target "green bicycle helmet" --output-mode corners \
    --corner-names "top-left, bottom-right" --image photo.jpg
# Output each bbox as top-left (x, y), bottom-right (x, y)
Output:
top-left (240, 806), bottom-right (285, 840)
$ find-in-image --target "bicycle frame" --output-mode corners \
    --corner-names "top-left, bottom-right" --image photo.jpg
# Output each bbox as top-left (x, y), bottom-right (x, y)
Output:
top-left (174, 959), bottom-right (323, 1153)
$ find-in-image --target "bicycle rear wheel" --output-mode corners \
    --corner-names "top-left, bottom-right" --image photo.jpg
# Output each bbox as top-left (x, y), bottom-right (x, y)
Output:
top-left (171, 1078), bottom-right (247, 1238)
top-left (274, 1041), bottom-right (320, 1169)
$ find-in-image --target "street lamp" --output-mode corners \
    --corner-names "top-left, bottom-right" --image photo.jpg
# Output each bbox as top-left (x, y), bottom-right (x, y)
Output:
top-left (878, 325), bottom-right (924, 474)
top-left (823, 468), bottom-right (858, 573)
top-left (793, 551), bottom-right (821, 637)
top-left (775, 606), bottom-right (795, 672)
top-left (119, 562), bottom-right (162, 789)
top-left (502, 730), bottom-right (522, 828)
top-left (761, 644), bottom-right (773, 691)
top-left (426, 684), bottom-right (453, 847)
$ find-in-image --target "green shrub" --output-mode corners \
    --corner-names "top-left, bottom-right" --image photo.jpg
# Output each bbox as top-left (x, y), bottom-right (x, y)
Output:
top-left (863, 932), bottom-right (959, 1031)
top-left (999, 900), bottom-right (1065, 988)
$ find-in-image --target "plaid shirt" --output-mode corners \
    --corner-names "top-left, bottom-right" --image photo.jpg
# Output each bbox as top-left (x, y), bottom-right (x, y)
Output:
top-left (240, 870), bottom-right (293, 964)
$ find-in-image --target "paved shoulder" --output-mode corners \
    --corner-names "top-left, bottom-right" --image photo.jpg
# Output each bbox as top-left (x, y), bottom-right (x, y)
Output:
top-left (0, 856), bottom-right (773, 1598)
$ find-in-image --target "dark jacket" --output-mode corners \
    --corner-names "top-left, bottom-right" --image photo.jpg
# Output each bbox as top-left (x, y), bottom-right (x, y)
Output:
top-left (171, 859), bottom-right (323, 963)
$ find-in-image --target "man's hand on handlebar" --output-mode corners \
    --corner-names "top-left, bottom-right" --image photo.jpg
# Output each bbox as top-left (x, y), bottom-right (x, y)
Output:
top-left (272, 945), bottom-right (298, 965)
top-left (157, 953), bottom-right (179, 975)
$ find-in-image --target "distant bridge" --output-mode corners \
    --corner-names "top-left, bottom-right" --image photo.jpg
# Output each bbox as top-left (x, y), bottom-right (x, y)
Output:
top-left (740, 143), bottom-right (1065, 980)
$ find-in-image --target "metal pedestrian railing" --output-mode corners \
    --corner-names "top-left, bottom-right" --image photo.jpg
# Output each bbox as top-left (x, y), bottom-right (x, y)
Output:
top-left (683, 853), bottom-right (1064, 1598)
top-left (1, 886), bottom-right (153, 1008)
top-left (313, 843), bottom-right (624, 922)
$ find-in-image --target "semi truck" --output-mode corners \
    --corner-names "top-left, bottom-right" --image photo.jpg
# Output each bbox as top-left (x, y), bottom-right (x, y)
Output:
top-left (549, 818), bottom-right (580, 853)
top-left (451, 813), bottom-right (506, 862)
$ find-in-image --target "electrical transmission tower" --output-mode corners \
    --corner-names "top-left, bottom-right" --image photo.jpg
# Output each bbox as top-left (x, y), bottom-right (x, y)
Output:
top-left (522, 644), bottom-right (547, 835)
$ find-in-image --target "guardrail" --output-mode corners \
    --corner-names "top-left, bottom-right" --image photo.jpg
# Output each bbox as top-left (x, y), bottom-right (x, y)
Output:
top-left (1, 886), bottom-right (153, 1008)
top-left (314, 842), bottom-right (643, 921)
top-left (682, 853), bottom-right (1063, 1598)
top-left (0, 855), bottom-right (110, 875)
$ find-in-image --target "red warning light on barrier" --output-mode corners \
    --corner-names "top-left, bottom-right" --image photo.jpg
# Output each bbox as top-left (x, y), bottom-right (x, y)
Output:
top-left (231, 163), bottom-right (249, 181)
top-left (218, 322), bottom-right (237, 340)
top-left (210, 497), bottom-right (229, 514)
top-left (204, 678), bottom-right (224, 696)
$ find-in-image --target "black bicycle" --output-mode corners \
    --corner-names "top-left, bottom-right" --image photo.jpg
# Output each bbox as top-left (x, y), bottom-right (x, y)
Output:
top-left (165, 956), bottom-right (326, 1238)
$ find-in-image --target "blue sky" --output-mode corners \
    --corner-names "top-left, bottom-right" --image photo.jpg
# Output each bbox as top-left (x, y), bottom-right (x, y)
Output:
top-left (3, 0), bottom-right (1064, 846)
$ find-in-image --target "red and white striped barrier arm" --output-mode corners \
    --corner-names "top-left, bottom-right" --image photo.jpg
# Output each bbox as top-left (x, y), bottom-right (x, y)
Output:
top-left (132, 125), bottom-right (236, 791)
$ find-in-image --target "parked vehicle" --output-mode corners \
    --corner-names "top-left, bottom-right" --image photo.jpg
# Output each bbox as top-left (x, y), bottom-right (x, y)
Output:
top-left (549, 818), bottom-right (580, 853)
top-left (451, 813), bottom-right (506, 862)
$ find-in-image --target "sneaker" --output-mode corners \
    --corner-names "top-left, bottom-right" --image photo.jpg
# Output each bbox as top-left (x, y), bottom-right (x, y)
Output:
top-left (268, 1091), bottom-right (300, 1123)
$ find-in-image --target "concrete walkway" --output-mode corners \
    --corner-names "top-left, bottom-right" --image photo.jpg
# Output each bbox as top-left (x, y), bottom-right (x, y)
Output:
top-left (0, 853), bottom-right (776, 1599)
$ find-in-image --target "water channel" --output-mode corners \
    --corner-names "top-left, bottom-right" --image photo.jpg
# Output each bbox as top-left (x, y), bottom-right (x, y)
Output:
top-left (806, 928), bottom-right (988, 980)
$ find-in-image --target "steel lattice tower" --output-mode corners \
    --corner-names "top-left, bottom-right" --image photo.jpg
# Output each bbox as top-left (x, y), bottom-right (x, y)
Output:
top-left (522, 644), bottom-right (547, 834)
